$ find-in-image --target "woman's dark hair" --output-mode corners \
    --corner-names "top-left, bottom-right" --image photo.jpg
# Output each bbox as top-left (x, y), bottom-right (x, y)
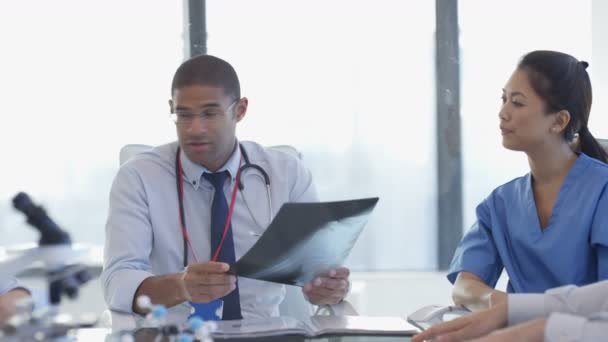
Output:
top-left (518, 50), bottom-right (608, 163)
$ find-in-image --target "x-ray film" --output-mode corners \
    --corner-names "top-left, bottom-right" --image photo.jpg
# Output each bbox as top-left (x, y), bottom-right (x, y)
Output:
top-left (230, 197), bottom-right (379, 286)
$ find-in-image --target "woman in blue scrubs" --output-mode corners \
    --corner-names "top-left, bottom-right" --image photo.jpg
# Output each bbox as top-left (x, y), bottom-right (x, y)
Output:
top-left (448, 50), bottom-right (608, 312)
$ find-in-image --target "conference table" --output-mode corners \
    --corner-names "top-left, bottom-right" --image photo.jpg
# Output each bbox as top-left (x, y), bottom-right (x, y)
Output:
top-left (72, 327), bottom-right (413, 341)
top-left (63, 309), bottom-right (416, 341)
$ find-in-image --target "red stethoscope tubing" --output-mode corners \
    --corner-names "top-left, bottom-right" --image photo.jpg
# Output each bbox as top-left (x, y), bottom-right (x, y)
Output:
top-left (177, 148), bottom-right (242, 263)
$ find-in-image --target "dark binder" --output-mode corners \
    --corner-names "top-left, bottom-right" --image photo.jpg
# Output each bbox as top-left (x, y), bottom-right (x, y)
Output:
top-left (230, 197), bottom-right (379, 286)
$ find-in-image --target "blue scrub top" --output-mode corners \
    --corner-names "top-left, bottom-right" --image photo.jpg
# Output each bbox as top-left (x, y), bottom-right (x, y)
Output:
top-left (448, 153), bottom-right (608, 293)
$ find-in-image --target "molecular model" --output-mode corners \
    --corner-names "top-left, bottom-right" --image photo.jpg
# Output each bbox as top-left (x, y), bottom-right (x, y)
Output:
top-left (114, 295), bottom-right (218, 342)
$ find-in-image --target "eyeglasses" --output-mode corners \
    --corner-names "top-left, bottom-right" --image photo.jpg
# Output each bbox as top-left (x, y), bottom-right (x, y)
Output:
top-left (169, 99), bottom-right (239, 125)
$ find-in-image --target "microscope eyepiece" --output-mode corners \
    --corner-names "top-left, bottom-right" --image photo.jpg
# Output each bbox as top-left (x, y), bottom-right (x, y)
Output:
top-left (12, 192), bottom-right (71, 245)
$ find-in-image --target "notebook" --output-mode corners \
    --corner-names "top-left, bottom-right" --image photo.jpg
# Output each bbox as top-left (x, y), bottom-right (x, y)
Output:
top-left (212, 315), bottom-right (418, 339)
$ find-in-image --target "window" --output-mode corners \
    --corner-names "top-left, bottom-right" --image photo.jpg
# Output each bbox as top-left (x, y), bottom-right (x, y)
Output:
top-left (207, 0), bottom-right (437, 270)
top-left (0, 0), bottom-right (183, 245)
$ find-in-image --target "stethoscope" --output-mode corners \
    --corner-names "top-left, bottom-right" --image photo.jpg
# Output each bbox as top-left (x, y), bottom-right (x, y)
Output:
top-left (175, 143), bottom-right (273, 267)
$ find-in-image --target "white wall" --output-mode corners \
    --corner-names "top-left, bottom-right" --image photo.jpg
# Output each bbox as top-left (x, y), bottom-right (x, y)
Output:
top-left (592, 0), bottom-right (608, 139)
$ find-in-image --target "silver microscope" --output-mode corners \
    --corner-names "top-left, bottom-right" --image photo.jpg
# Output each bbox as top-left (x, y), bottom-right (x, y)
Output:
top-left (0, 192), bottom-right (93, 341)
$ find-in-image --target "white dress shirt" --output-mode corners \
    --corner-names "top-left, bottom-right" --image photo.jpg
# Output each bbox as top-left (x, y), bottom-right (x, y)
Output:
top-left (508, 280), bottom-right (608, 341)
top-left (100, 140), bottom-right (318, 318)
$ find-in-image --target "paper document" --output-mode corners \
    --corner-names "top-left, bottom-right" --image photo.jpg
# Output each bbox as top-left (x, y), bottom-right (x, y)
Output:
top-left (231, 197), bottom-right (379, 286)
top-left (212, 315), bottom-right (418, 338)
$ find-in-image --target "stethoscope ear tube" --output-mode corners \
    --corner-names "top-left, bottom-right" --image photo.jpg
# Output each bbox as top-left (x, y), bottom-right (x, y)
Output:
top-left (175, 147), bottom-right (189, 267)
top-left (176, 143), bottom-right (273, 268)
top-left (238, 144), bottom-right (271, 190)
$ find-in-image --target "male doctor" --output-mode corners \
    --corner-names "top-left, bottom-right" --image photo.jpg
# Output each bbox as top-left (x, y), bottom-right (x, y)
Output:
top-left (101, 54), bottom-right (350, 319)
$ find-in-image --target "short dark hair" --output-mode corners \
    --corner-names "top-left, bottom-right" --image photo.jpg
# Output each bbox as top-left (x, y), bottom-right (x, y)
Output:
top-left (171, 54), bottom-right (241, 101)
top-left (518, 50), bottom-right (607, 163)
